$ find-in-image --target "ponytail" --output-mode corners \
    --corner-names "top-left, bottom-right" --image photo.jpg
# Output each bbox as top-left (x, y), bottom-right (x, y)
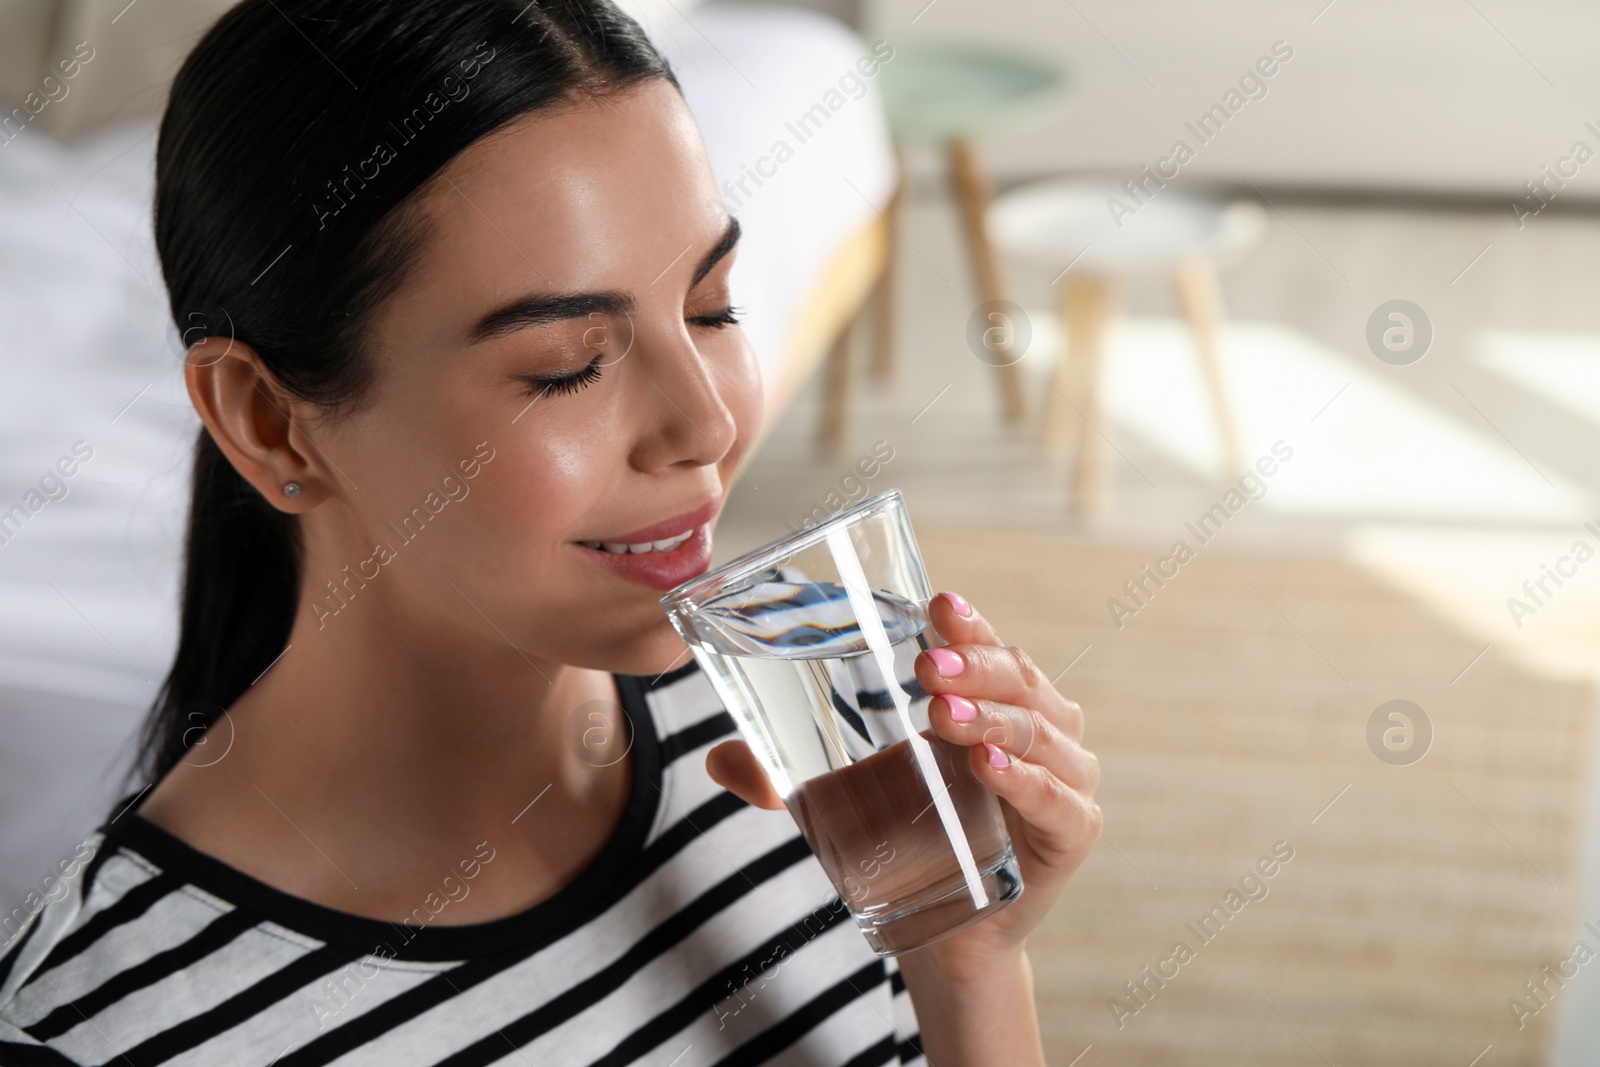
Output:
top-left (139, 433), bottom-right (300, 782)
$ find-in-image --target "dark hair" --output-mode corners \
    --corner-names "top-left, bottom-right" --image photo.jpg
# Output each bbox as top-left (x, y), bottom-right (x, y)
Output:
top-left (136, 0), bottom-right (675, 783)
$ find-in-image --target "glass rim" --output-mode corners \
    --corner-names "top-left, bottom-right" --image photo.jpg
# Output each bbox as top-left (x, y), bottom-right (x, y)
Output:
top-left (659, 488), bottom-right (906, 611)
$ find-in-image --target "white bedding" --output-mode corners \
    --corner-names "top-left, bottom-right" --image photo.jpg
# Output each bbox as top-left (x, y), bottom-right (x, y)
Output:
top-left (0, 4), bottom-right (894, 909)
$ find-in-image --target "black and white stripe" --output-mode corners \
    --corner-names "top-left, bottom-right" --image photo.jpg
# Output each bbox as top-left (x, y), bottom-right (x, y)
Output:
top-left (0, 662), bottom-right (925, 1066)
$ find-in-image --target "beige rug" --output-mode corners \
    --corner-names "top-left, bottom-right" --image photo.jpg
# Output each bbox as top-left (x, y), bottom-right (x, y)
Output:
top-left (916, 524), bottom-right (1594, 1066)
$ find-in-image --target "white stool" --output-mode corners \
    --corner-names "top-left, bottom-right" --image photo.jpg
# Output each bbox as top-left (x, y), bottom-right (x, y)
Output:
top-left (988, 179), bottom-right (1266, 517)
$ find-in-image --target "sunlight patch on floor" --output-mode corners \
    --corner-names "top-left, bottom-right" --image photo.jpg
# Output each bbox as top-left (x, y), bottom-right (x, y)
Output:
top-left (1477, 329), bottom-right (1600, 429)
top-left (1343, 524), bottom-right (1600, 683)
top-left (1020, 314), bottom-right (1591, 524)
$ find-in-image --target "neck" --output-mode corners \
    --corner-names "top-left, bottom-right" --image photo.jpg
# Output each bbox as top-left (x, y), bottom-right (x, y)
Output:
top-left (138, 575), bottom-right (642, 924)
top-left (262, 576), bottom-right (641, 823)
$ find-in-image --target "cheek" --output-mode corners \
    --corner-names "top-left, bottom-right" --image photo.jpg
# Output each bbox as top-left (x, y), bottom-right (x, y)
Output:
top-left (328, 390), bottom-right (608, 580)
top-left (492, 431), bottom-right (606, 540)
top-left (720, 332), bottom-right (765, 454)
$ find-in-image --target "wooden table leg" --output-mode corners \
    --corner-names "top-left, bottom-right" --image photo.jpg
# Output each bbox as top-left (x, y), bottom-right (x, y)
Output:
top-left (1046, 274), bottom-right (1114, 517)
top-left (949, 138), bottom-right (1026, 425)
top-left (870, 163), bottom-right (903, 384)
top-left (816, 317), bottom-right (853, 459)
top-left (1173, 258), bottom-right (1244, 479)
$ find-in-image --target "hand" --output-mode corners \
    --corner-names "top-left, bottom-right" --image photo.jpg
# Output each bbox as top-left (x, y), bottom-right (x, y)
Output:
top-left (705, 590), bottom-right (1102, 976)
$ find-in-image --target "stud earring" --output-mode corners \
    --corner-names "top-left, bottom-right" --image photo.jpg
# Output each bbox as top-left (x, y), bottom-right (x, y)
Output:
top-left (283, 481), bottom-right (302, 498)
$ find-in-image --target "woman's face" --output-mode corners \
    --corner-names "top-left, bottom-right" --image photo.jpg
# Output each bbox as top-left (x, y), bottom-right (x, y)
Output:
top-left (306, 79), bottom-right (761, 675)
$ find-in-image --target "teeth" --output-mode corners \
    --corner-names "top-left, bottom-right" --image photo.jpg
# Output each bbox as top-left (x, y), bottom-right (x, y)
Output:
top-left (583, 527), bottom-right (695, 555)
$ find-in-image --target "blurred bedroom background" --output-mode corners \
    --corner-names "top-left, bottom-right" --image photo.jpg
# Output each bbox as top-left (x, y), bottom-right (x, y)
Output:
top-left (4, 0), bottom-right (1600, 1062)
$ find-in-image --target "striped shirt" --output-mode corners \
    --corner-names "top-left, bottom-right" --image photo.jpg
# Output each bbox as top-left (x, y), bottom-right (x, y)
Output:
top-left (0, 662), bottom-right (925, 1066)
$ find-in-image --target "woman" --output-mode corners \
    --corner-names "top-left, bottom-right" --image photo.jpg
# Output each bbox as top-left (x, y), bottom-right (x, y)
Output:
top-left (0, 1), bottom-right (1101, 1063)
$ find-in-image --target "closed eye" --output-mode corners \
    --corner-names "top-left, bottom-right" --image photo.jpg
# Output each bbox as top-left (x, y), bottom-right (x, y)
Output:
top-left (520, 355), bottom-right (604, 397)
top-left (515, 303), bottom-right (740, 398)
top-left (688, 305), bottom-right (742, 329)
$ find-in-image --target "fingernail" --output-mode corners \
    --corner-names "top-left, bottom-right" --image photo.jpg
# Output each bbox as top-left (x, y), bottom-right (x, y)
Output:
top-left (945, 695), bottom-right (977, 723)
top-left (941, 591), bottom-right (973, 617)
top-left (984, 742), bottom-right (1010, 768)
top-left (927, 647), bottom-right (964, 678)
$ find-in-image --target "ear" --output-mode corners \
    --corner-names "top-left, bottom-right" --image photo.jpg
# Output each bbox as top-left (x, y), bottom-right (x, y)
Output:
top-left (183, 336), bottom-right (333, 513)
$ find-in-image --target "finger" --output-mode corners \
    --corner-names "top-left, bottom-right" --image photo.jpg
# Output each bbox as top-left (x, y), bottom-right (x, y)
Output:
top-left (954, 691), bottom-right (1085, 745)
top-left (915, 640), bottom-right (1050, 709)
top-left (969, 742), bottom-right (1103, 864)
top-left (930, 695), bottom-right (1099, 793)
top-left (1054, 697), bottom-right (1085, 743)
top-left (705, 740), bottom-right (785, 811)
top-left (927, 591), bottom-right (1004, 648)
top-left (930, 694), bottom-right (1041, 763)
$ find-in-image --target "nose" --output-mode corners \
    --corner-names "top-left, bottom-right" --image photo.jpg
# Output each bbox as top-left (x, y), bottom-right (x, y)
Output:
top-left (628, 321), bottom-right (740, 473)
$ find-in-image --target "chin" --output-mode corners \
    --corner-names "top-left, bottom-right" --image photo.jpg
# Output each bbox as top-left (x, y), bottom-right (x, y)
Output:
top-left (634, 624), bottom-right (696, 677)
top-left (579, 613), bottom-right (694, 677)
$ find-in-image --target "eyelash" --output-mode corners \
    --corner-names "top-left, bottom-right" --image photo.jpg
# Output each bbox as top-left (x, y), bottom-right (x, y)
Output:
top-left (688, 305), bottom-right (743, 329)
top-left (527, 356), bottom-right (604, 397)
top-left (519, 306), bottom-right (743, 397)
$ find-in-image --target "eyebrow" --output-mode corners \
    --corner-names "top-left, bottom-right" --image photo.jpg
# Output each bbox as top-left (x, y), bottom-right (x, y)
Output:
top-left (691, 216), bottom-right (741, 288)
top-left (469, 217), bottom-right (742, 344)
top-left (470, 291), bottom-right (633, 343)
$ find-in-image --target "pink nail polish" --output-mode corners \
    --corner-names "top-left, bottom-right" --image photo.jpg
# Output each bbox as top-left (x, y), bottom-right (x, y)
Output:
top-left (945, 695), bottom-right (977, 723)
top-left (984, 742), bottom-right (1010, 768)
top-left (941, 591), bottom-right (973, 617)
top-left (926, 647), bottom-right (964, 678)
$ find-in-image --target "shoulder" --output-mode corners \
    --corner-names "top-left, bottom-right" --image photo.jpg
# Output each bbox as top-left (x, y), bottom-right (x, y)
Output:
top-left (0, 830), bottom-right (181, 1062)
top-left (1, 832), bottom-right (114, 1004)
top-left (0, 818), bottom-right (345, 1065)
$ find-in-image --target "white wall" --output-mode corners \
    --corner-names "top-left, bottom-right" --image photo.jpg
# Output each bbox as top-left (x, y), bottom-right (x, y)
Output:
top-left (871, 0), bottom-right (1600, 201)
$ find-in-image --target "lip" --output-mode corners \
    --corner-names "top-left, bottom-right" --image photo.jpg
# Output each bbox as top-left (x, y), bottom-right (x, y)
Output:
top-left (573, 496), bottom-right (721, 593)
top-left (584, 497), bottom-right (722, 546)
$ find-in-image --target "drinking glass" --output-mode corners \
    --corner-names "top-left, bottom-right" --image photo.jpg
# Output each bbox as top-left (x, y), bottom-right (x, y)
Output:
top-left (660, 489), bottom-right (1022, 955)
